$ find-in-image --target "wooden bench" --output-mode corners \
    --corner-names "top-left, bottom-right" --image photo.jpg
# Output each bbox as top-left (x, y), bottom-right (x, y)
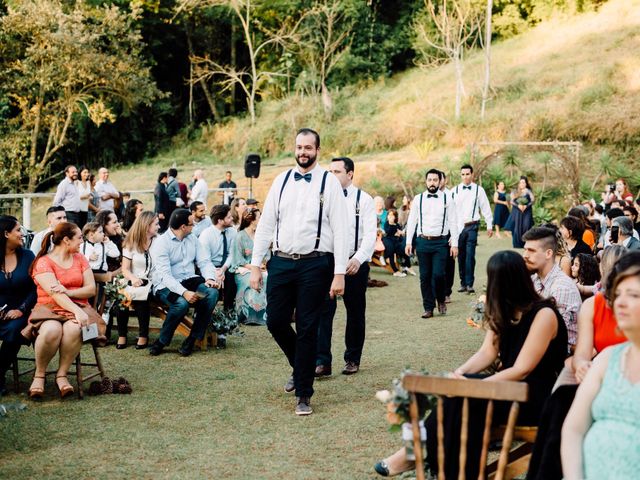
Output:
top-left (403, 373), bottom-right (531, 480)
top-left (148, 302), bottom-right (217, 351)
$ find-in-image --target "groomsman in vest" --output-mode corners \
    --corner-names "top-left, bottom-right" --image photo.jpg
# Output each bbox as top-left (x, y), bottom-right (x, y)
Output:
top-left (250, 128), bottom-right (349, 416)
top-left (315, 157), bottom-right (376, 378)
top-left (405, 169), bottom-right (459, 318)
top-left (439, 170), bottom-right (455, 303)
top-left (451, 164), bottom-right (493, 294)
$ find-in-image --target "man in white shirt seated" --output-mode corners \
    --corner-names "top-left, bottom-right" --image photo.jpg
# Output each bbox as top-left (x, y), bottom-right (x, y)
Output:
top-left (30, 206), bottom-right (67, 254)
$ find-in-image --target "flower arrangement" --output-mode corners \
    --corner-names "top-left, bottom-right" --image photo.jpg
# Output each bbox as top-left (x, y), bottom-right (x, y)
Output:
top-left (208, 307), bottom-right (242, 336)
top-left (103, 274), bottom-right (131, 313)
top-left (466, 294), bottom-right (486, 329)
top-left (516, 196), bottom-right (530, 206)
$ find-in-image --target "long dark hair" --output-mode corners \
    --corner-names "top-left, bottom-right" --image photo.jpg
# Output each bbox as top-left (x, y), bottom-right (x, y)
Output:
top-left (574, 253), bottom-right (600, 286)
top-left (239, 209), bottom-right (260, 231)
top-left (30, 222), bottom-right (80, 275)
top-left (122, 199), bottom-right (142, 232)
top-left (0, 215), bottom-right (19, 272)
top-left (483, 250), bottom-right (542, 337)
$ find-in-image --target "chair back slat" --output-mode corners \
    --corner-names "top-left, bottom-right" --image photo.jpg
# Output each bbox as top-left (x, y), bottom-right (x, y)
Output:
top-left (458, 397), bottom-right (469, 480)
top-left (404, 374), bottom-right (529, 480)
top-left (478, 399), bottom-right (494, 480)
top-left (403, 374), bottom-right (528, 402)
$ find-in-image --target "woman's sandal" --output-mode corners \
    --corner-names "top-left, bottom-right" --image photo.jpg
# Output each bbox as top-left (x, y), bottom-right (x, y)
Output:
top-left (55, 375), bottom-right (75, 399)
top-left (28, 375), bottom-right (46, 399)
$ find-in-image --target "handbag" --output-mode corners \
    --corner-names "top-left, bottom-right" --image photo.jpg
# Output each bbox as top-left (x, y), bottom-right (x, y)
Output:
top-left (125, 282), bottom-right (151, 301)
top-left (22, 303), bottom-right (105, 343)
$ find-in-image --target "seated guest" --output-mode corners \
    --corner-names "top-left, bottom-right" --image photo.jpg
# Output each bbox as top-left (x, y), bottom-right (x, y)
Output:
top-left (374, 250), bottom-right (567, 478)
top-left (80, 222), bottom-right (119, 274)
top-left (382, 209), bottom-right (414, 277)
top-left (94, 210), bottom-right (123, 274)
top-left (612, 216), bottom-right (640, 250)
top-left (27, 222), bottom-right (103, 399)
top-left (523, 226), bottom-right (582, 351)
top-left (199, 204), bottom-right (237, 311)
top-left (562, 257), bottom-right (640, 480)
top-left (622, 204), bottom-right (640, 236)
top-left (189, 201), bottom-right (212, 238)
top-left (576, 245), bottom-right (625, 299)
top-left (121, 199), bottom-right (144, 233)
top-left (526, 249), bottom-right (632, 480)
top-left (30, 206), bottom-right (67, 254)
top-left (230, 209), bottom-right (267, 325)
top-left (148, 209), bottom-right (219, 357)
top-left (542, 223), bottom-right (572, 277)
top-left (229, 197), bottom-right (247, 229)
top-left (560, 216), bottom-right (592, 259)
top-left (571, 253), bottom-right (600, 300)
top-left (568, 207), bottom-right (597, 251)
top-left (0, 216), bottom-right (37, 396)
top-left (116, 212), bottom-right (159, 350)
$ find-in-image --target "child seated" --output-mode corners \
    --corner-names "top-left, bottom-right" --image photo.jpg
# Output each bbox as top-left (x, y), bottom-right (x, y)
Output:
top-left (81, 222), bottom-right (120, 273)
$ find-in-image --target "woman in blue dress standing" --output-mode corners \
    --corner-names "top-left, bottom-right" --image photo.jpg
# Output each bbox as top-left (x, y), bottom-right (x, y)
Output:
top-left (510, 176), bottom-right (535, 248)
top-left (492, 181), bottom-right (510, 238)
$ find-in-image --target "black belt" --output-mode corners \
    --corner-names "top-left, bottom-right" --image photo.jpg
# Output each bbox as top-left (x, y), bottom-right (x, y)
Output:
top-left (419, 235), bottom-right (446, 240)
top-left (464, 221), bottom-right (479, 227)
top-left (273, 251), bottom-right (329, 260)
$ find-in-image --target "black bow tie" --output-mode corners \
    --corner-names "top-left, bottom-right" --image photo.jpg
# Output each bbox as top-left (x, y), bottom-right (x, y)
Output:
top-left (463, 185), bottom-right (472, 190)
top-left (294, 172), bottom-right (312, 183)
top-left (427, 193), bottom-right (438, 198)
top-left (343, 189), bottom-right (348, 197)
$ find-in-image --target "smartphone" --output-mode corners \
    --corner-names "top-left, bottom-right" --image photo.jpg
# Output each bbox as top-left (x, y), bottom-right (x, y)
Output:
top-left (611, 226), bottom-right (619, 244)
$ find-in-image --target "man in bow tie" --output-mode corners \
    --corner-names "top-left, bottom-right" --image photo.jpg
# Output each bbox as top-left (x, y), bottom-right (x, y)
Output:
top-left (249, 128), bottom-right (349, 416)
top-left (406, 169), bottom-right (459, 319)
top-left (451, 164), bottom-right (493, 294)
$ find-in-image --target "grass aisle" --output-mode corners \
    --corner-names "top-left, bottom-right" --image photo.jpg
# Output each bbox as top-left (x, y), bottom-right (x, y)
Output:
top-left (1, 237), bottom-right (512, 479)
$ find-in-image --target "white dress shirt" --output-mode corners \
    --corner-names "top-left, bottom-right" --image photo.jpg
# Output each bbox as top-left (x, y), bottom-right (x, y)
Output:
top-left (344, 184), bottom-right (377, 264)
top-left (94, 180), bottom-right (119, 211)
top-left (53, 177), bottom-right (82, 213)
top-left (251, 164), bottom-right (349, 274)
top-left (81, 240), bottom-right (120, 271)
top-left (405, 190), bottom-right (459, 247)
top-left (451, 182), bottom-right (493, 232)
top-left (76, 180), bottom-right (91, 212)
top-left (190, 179), bottom-right (208, 206)
top-left (30, 228), bottom-right (51, 254)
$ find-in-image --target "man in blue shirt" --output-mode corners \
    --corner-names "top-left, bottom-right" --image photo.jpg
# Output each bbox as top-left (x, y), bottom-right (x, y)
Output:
top-left (149, 208), bottom-right (220, 357)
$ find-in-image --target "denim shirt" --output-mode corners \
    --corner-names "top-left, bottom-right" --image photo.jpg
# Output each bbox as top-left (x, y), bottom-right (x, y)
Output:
top-left (150, 229), bottom-right (216, 295)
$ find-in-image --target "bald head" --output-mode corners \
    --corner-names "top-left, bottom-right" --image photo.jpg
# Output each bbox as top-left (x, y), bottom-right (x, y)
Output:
top-left (194, 169), bottom-right (204, 179)
top-left (98, 167), bottom-right (109, 181)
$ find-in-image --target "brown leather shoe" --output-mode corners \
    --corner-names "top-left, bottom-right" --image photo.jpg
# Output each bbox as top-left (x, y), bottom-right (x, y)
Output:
top-left (421, 310), bottom-right (434, 319)
top-left (437, 302), bottom-right (447, 315)
top-left (314, 365), bottom-right (332, 377)
top-left (342, 361), bottom-right (359, 375)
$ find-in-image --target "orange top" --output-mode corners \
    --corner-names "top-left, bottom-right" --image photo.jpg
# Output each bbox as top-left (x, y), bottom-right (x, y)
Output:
top-left (32, 254), bottom-right (90, 308)
top-left (593, 292), bottom-right (626, 353)
top-left (583, 229), bottom-right (596, 250)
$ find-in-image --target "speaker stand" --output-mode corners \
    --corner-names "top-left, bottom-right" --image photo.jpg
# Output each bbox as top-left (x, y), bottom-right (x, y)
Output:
top-left (249, 177), bottom-right (253, 199)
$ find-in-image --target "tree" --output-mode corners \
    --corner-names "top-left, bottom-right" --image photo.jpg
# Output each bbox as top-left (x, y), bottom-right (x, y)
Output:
top-left (413, 0), bottom-right (483, 119)
top-left (0, 0), bottom-right (162, 192)
top-left (177, 0), bottom-right (306, 125)
top-left (480, 0), bottom-right (492, 119)
top-left (294, 0), bottom-right (354, 115)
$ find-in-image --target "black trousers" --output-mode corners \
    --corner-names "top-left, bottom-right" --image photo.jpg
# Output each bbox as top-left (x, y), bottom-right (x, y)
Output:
top-left (266, 254), bottom-right (333, 398)
top-left (317, 262), bottom-right (369, 367)
top-left (415, 237), bottom-right (448, 311)
top-left (116, 300), bottom-right (151, 338)
top-left (66, 211), bottom-right (86, 229)
top-left (445, 236), bottom-right (455, 297)
top-left (458, 223), bottom-right (479, 288)
top-left (222, 271), bottom-right (237, 311)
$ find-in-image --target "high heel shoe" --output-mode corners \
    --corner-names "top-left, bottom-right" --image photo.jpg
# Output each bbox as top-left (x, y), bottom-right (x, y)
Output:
top-left (135, 338), bottom-right (148, 350)
top-left (55, 375), bottom-right (74, 398)
top-left (28, 375), bottom-right (45, 399)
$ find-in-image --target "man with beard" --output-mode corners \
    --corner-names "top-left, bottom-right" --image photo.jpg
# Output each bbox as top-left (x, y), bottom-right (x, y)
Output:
top-left (522, 226), bottom-right (581, 352)
top-left (190, 201), bottom-right (212, 238)
top-left (405, 169), bottom-right (459, 319)
top-left (199, 204), bottom-right (237, 312)
top-left (249, 128), bottom-right (349, 416)
top-left (53, 165), bottom-right (83, 227)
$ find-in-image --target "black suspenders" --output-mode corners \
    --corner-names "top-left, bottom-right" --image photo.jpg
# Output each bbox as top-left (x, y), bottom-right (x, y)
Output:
top-left (455, 184), bottom-right (480, 224)
top-left (419, 192), bottom-right (447, 236)
top-left (275, 169), bottom-right (329, 252)
top-left (354, 189), bottom-right (362, 253)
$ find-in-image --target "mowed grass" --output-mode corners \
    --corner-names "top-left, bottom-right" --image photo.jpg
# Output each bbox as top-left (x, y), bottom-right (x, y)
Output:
top-left (0, 237), bottom-right (512, 479)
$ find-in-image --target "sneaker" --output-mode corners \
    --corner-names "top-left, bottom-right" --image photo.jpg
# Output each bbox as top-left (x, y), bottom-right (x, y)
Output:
top-left (295, 397), bottom-right (313, 416)
top-left (284, 375), bottom-right (295, 394)
top-left (457, 286), bottom-right (468, 293)
top-left (467, 287), bottom-right (476, 294)
top-left (379, 257), bottom-right (386, 266)
top-left (393, 271), bottom-right (407, 277)
top-left (403, 267), bottom-right (417, 276)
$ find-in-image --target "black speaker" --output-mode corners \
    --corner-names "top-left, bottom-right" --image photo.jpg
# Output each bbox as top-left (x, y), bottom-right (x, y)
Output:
top-left (244, 154), bottom-right (261, 178)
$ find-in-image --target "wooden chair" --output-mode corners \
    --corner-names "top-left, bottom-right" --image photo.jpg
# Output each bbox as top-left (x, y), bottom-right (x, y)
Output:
top-left (402, 373), bottom-right (529, 480)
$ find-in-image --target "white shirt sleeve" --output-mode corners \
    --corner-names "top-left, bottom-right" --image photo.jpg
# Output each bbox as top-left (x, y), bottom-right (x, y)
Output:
top-left (447, 192), bottom-right (459, 247)
top-left (104, 240), bottom-right (120, 258)
top-left (404, 194), bottom-right (421, 247)
top-left (478, 187), bottom-right (493, 230)
top-left (324, 176), bottom-right (349, 274)
top-left (353, 193), bottom-right (377, 265)
top-left (251, 174), bottom-right (282, 267)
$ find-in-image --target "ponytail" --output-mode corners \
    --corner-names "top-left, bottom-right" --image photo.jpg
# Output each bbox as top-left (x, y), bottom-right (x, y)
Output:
top-left (30, 222), bottom-right (79, 275)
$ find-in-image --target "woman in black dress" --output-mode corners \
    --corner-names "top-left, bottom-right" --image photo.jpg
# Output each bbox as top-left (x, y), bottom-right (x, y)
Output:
top-left (374, 250), bottom-right (567, 477)
top-left (0, 216), bottom-right (37, 395)
top-left (492, 181), bottom-right (510, 238)
top-left (154, 172), bottom-right (171, 233)
top-left (510, 176), bottom-right (535, 248)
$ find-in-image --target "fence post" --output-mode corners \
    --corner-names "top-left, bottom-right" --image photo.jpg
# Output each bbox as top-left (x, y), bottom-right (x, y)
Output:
top-left (23, 197), bottom-right (32, 230)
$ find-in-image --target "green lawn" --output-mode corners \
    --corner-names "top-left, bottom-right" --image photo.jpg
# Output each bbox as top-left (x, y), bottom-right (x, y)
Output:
top-left (1, 237), bottom-right (512, 479)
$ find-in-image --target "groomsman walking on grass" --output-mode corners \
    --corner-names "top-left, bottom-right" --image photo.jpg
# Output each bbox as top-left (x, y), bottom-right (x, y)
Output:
top-left (250, 128), bottom-right (349, 416)
top-left (315, 157), bottom-right (376, 378)
top-left (405, 169), bottom-right (459, 319)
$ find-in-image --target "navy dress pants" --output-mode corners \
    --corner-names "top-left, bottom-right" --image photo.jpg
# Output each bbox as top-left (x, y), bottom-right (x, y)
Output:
top-left (457, 224), bottom-right (479, 288)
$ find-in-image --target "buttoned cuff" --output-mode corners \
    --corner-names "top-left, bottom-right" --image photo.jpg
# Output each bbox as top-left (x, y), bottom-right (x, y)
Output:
top-left (334, 263), bottom-right (346, 275)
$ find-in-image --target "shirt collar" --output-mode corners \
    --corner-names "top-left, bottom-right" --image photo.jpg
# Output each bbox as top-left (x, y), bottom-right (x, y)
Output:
top-left (295, 163), bottom-right (320, 176)
top-left (623, 237), bottom-right (631, 247)
top-left (539, 263), bottom-right (561, 288)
